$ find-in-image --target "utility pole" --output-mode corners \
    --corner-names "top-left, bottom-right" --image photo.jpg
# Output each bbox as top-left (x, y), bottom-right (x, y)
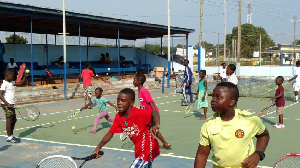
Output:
top-left (199, 0), bottom-right (203, 47)
top-left (237, 0), bottom-right (242, 75)
top-left (218, 33), bottom-right (220, 66)
top-left (167, 0), bottom-right (171, 88)
top-left (291, 16), bottom-right (300, 61)
top-left (232, 38), bottom-right (234, 63)
top-left (259, 34), bottom-right (261, 66)
top-left (224, 0), bottom-right (226, 63)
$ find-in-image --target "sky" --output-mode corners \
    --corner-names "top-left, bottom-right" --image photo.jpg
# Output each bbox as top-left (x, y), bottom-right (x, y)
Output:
top-left (1, 0), bottom-right (300, 47)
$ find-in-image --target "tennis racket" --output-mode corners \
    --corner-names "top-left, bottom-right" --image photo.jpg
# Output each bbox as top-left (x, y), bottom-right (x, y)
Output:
top-left (185, 101), bottom-right (196, 114)
top-left (120, 132), bottom-right (128, 141)
top-left (273, 153), bottom-right (300, 168)
top-left (68, 109), bottom-right (83, 118)
top-left (36, 151), bottom-right (104, 168)
top-left (99, 77), bottom-right (112, 85)
top-left (6, 106), bottom-right (40, 121)
top-left (259, 102), bottom-right (275, 118)
top-left (261, 81), bottom-right (291, 101)
top-left (174, 85), bottom-right (183, 94)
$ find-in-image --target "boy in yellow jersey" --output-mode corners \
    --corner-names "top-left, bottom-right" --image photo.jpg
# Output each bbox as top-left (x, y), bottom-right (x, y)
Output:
top-left (194, 82), bottom-right (270, 168)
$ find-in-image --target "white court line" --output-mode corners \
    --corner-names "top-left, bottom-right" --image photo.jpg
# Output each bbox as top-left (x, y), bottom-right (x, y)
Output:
top-left (0, 135), bottom-right (272, 168)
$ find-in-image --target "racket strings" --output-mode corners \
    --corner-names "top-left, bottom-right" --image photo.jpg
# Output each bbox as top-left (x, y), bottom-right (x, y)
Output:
top-left (37, 157), bottom-right (77, 168)
top-left (21, 107), bottom-right (39, 120)
top-left (275, 156), bottom-right (300, 168)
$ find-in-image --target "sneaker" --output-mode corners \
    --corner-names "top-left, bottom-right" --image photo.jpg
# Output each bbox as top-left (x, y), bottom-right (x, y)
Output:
top-left (273, 123), bottom-right (280, 127)
top-left (7, 137), bottom-right (21, 143)
top-left (294, 99), bottom-right (299, 103)
top-left (274, 124), bottom-right (285, 129)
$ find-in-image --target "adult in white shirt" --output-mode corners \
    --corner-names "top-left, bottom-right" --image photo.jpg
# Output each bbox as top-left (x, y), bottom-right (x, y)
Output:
top-left (6, 58), bottom-right (18, 70)
top-left (218, 62), bottom-right (227, 82)
top-left (289, 61), bottom-right (300, 102)
top-left (226, 64), bottom-right (238, 85)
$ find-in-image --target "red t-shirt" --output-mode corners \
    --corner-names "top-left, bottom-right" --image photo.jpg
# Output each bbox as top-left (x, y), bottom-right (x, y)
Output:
top-left (109, 107), bottom-right (160, 161)
top-left (275, 85), bottom-right (285, 107)
top-left (81, 69), bottom-right (94, 86)
top-left (138, 87), bottom-right (159, 112)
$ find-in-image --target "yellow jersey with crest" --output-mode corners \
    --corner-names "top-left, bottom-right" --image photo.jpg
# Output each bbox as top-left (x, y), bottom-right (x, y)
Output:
top-left (199, 109), bottom-right (265, 168)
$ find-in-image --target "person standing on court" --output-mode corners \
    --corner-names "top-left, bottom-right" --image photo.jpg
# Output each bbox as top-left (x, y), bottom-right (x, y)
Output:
top-left (218, 62), bottom-right (226, 82)
top-left (0, 40), bottom-right (6, 80)
top-left (182, 59), bottom-right (193, 106)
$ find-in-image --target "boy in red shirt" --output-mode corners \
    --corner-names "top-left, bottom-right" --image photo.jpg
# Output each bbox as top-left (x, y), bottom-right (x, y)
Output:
top-left (133, 73), bottom-right (171, 149)
top-left (270, 76), bottom-right (285, 129)
top-left (92, 88), bottom-right (160, 167)
top-left (81, 62), bottom-right (94, 109)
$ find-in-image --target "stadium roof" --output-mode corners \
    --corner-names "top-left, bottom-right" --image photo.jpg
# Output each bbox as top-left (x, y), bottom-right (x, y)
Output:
top-left (0, 2), bottom-right (195, 40)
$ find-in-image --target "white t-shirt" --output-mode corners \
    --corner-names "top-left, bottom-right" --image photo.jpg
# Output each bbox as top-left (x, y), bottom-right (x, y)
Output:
top-left (227, 74), bottom-right (238, 85)
top-left (7, 63), bottom-right (17, 69)
top-left (219, 67), bottom-right (227, 79)
top-left (0, 80), bottom-right (16, 104)
top-left (295, 67), bottom-right (300, 83)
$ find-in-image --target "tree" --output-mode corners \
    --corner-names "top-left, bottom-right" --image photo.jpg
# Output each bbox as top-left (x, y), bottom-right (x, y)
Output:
top-left (292, 39), bottom-right (300, 45)
top-left (226, 24), bottom-right (275, 58)
top-left (5, 34), bottom-right (28, 44)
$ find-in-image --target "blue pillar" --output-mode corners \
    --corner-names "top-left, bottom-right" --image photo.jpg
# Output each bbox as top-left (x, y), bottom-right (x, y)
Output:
top-left (162, 71), bottom-right (165, 93)
top-left (167, 61), bottom-right (170, 88)
top-left (171, 35), bottom-right (174, 69)
top-left (147, 32), bottom-right (149, 78)
top-left (186, 34), bottom-right (189, 59)
top-left (198, 46), bottom-right (201, 72)
top-left (30, 16), bottom-right (33, 87)
top-left (87, 36), bottom-right (89, 61)
top-left (46, 34), bottom-right (48, 66)
top-left (118, 28), bottom-right (121, 80)
top-left (79, 22), bottom-right (82, 83)
top-left (160, 37), bottom-right (163, 55)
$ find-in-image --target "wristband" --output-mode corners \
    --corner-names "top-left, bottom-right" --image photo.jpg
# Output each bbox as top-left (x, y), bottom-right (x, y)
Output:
top-left (255, 151), bottom-right (265, 161)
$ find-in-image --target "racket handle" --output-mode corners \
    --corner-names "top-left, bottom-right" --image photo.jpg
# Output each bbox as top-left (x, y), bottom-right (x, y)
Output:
top-left (86, 151), bottom-right (104, 161)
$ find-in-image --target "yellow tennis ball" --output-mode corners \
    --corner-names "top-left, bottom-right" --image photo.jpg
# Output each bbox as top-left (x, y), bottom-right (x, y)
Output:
top-left (108, 68), bottom-right (110, 71)
top-left (25, 69), bottom-right (30, 73)
top-left (72, 126), bottom-right (75, 130)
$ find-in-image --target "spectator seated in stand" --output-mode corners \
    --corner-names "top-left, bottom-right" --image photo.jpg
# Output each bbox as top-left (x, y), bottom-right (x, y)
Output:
top-left (99, 53), bottom-right (106, 64)
top-left (6, 58), bottom-right (18, 71)
top-left (120, 55), bottom-right (126, 68)
top-left (105, 53), bottom-right (111, 64)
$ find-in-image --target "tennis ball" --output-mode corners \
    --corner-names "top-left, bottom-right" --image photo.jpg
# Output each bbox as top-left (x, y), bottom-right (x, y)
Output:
top-left (72, 126), bottom-right (75, 130)
top-left (25, 69), bottom-right (30, 73)
top-left (108, 68), bottom-right (110, 71)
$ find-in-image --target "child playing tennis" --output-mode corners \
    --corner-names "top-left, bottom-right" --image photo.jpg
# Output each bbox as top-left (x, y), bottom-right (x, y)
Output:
top-left (81, 62), bottom-right (94, 109)
top-left (133, 73), bottom-right (171, 149)
top-left (195, 70), bottom-right (208, 120)
top-left (92, 88), bottom-right (160, 167)
top-left (82, 87), bottom-right (117, 134)
top-left (289, 60), bottom-right (300, 102)
top-left (270, 76), bottom-right (285, 129)
top-left (0, 69), bottom-right (28, 143)
top-left (194, 82), bottom-right (269, 168)
top-left (226, 64), bottom-right (238, 85)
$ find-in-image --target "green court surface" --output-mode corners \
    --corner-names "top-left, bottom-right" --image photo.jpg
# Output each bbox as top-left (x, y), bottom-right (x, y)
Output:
top-left (0, 89), bottom-right (299, 167)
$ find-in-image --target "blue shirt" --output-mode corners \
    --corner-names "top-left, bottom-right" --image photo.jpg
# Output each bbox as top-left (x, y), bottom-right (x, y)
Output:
top-left (183, 66), bottom-right (192, 83)
top-left (92, 97), bottom-right (108, 113)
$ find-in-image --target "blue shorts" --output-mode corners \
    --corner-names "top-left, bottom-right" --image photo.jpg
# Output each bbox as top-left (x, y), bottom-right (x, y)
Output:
top-left (130, 158), bottom-right (153, 168)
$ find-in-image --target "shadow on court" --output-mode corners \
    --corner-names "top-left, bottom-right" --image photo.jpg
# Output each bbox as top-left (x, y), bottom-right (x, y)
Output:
top-left (261, 117), bottom-right (276, 126)
top-left (0, 144), bottom-right (12, 152)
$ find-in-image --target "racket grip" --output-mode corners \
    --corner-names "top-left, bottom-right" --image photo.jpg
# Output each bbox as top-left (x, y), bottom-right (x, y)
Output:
top-left (87, 151), bottom-right (104, 161)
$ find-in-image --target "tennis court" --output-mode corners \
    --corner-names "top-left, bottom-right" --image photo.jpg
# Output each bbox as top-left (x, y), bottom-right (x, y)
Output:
top-left (0, 83), bottom-right (299, 167)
